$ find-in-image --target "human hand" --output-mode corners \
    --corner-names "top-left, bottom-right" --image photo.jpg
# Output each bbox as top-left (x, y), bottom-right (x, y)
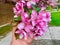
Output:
top-left (10, 26), bottom-right (33, 45)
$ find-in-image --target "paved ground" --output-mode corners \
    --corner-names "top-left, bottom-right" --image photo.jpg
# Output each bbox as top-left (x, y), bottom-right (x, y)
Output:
top-left (0, 27), bottom-right (60, 45)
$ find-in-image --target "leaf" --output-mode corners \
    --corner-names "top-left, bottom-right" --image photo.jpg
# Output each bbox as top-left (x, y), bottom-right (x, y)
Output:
top-left (46, 6), bottom-right (52, 10)
top-left (58, 5), bottom-right (60, 9)
top-left (14, 16), bottom-right (21, 22)
top-left (24, 6), bottom-right (28, 12)
top-left (32, 4), bottom-right (36, 9)
top-left (35, 7), bottom-right (41, 12)
top-left (15, 33), bottom-right (19, 39)
top-left (32, 4), bottom-right (40, 12)
top-left (28, 9), bottom-right (32, 16)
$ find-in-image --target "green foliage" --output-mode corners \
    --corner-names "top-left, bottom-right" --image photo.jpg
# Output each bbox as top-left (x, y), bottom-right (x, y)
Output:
top-left (15, 33), bottom-right (19, 39)
top-left (58, 0), bottom-right (60, 2)
top-left (28, 9), bottom-right (32, 16)
top-left (32, 5), bottom-right (41, 12)
top-left (35, 7), bottom-right (41, 12)
top-left (14, 16), bottom-right (21, 22)
top-left (0, 25), bottom-right (12, 36)
top-left (58, 5), bottom-right (60, 9)
top-left (46, 6), bottom-right (52, 10)
top-left (24, 6), bottom-right (28, 12)
top-left (24, 6), bottom-right (32, 16)
top-left (51, 12), bottom-right (60, 26)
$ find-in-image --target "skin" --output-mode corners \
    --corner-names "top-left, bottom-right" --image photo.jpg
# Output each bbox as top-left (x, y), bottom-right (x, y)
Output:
top-left (10, 26), bottom-right (33, 45)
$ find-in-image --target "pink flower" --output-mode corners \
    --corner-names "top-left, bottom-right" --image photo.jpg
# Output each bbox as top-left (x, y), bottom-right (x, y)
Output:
top-left (31, 10), bottom-right (37, 20)
top-left (16, 29), bottom-right (28, 40)
top-left (17, 22), bottom-right (25, 30)
top-left (41, 7), bottom-right (46, 11)
top-left (21, 12), bottom-right (29, 22)
top-left (21, 30), bottom-right (28, 40)
top-left (31, 10), bottom-right (37, 26)
top-left (15, 30), bottom-right (21, 34)
top-left (17, 21), bottom-right (34, 39)
top-left (19, 33), bottom-right (24, 39)
top-left (20, 0), bottom-right (25, 4)
top-left (38, 11), bottom-right (51, 22)
top-left (27, 2), bottom-right (32, 9)
top-left (25, 25), bottom-right (34, 32)
top-left (39, 30), bottom-right (44, 36)
top-left (46, 12), bottom-right (51, 22)
top-left (33, 0), bottom-right (39, 3)
top-left (27, 1), bottom-right (36, 9)
top-left (13, 1), bottom-right (24, 15)
top-left (14, 0), bottom-right (51, 40)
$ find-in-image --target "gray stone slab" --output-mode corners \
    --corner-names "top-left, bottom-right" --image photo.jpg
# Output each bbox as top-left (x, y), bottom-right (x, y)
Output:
top-left (49, 27), bottom-right (60, 40)
top-left (31, 39), bottom-right (53, 45)
top-left (31, 40), bottom-right (60, 45)
top-left (0, 32), bottom-right (12, 45)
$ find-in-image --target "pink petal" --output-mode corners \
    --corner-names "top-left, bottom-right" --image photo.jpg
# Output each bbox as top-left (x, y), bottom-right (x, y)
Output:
top-left (39, 30), bottom-right (44, 36)
top-left (19, 33), bottom-right (24, 39)
top-left (32, 21), bottom-right (36, 26)
top-left (27, 2), bottom-right (31, 9)
top-left (31, 10), bottom-right (37, 20)
top-left (17, 22), bottom-right (25, 30)
top-left (33, 0), bottom-right (39, 2)
top-left (25, 26), bottom-right (30, 32)
top-left (15, 30), bottom-right (20, 34)
top-left (13, 7), bottom-right (17, 14)
top-left (24, 12), bottom-right (29, 18)
top-left (22, 30), bottom-right (28, 40)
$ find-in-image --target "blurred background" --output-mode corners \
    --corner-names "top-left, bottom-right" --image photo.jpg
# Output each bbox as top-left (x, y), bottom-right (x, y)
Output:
top-left (0, 0), bottom-right (60, 45)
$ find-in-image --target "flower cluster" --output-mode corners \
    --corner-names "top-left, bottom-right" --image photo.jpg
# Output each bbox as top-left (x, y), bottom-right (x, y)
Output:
top-left (13, 0), bottom-right (51, 40)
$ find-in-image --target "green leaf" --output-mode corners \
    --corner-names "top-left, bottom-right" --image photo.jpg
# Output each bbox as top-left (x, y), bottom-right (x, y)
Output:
top-left (35, 7), bottom-right (41, 12)
top-left (15, 34), bottom-right (19, 39)
top-left (32, 4), bottom-right (36, 9)
top-left (24, 6), bottom-right (28, 12)
top-left (14, 16), bottom-right (21, 22)
top-left (46, 6), bottom-right (52, 10)
top-left (32, 4), bottom-right (40, 12)
top-left (58, 5), bottom-right (60, 9)
top-left (24, 6), bottom-right (32, 16)
top-left (28, 9), bottom-right (32, 16)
